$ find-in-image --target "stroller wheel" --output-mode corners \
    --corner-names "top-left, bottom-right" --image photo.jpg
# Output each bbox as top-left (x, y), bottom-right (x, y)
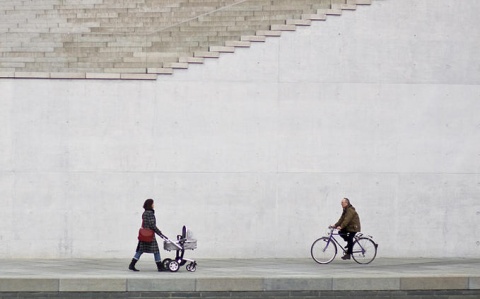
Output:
top-left (168, 260), bottom-right (179, 272)
top-left (186, 262), bottom-right (196, 272)
top-left (162, 258), bottom-right (171, 269)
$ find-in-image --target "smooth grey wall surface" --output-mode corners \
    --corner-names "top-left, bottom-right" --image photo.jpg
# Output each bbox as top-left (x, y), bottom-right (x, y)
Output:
top-left (0, 0), bottom-right (479, 259)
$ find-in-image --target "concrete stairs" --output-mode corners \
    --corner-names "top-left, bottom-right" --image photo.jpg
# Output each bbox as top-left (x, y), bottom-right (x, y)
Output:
top-left (0, 0), bottom-right (373, 80)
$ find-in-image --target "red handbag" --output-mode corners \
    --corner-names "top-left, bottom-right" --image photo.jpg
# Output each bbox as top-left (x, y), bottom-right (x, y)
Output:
top-left (138, 221), bottom-right (154, 242)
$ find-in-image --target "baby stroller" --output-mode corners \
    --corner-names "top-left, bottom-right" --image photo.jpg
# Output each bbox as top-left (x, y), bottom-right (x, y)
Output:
top-left (160, 225), bottom-right (197, 272)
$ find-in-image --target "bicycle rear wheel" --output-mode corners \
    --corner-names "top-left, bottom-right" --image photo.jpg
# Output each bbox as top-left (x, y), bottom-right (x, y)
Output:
top-left (311, 237), bottom-right (337, 264)
top-left (352, 237), bottom-right (377, 264)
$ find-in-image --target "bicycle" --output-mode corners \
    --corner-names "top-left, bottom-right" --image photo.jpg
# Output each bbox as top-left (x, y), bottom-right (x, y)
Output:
top-left (311, 227), bottom-right (378, 264)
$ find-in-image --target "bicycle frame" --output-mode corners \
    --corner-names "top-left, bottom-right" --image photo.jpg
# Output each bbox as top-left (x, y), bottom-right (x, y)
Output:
top-left (323, 231), bottom-right (346, 254)
top-left (324, 228), bottom-right (367, 255)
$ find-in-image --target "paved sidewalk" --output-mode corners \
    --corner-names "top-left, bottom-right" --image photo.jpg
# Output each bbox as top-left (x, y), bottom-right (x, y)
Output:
top-left (0, 258), bottom-right (479, 292)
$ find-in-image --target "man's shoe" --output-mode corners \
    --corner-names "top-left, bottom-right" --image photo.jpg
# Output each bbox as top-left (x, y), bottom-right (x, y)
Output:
top-left (341, 254), bottom-right (351, 260)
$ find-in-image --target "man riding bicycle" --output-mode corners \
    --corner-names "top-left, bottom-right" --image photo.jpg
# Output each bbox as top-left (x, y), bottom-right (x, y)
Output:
top-left (332, 198), bottom-right (361, 260)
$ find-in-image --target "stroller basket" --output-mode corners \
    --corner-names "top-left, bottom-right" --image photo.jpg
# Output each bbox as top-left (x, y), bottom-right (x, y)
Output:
top-left (164, 239), bottom-right (197, 251)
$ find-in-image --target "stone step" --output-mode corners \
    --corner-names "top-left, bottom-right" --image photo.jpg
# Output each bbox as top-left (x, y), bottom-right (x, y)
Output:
top-left (8, 46), bottom-right (56, 52)
top-left (151, 41), bottom-right (199, 48)
top-left (198, 15), bottom-right (246, 21)
top-left (168, 30), bottom-right (219, 37)
top-left (224, 40), bottom-right (251, 47)
top-left (147, 67), bottom-right (174, 74)
top-left (270, 24), bottom-right (297, 31)
top-left (226, 25), bottom-right (273, 31)
top-left (332, 3), bottom-right (357, 10)
top-left (154, 36), bottom-right (209, 42)
top-left (0, 62), bottom-right (25, 69)
top-left (0, 0), bottom-right (373, 79)
top-left (350, 0), bottom-right (372, 4)
top-left (13, 71), bottom-right (51, 78)
top-left (241, 35), bottom-right (267, 42)
top-left (286, 19), bottom-right (312, 26)
top-left (178, 56), bottom-right (204, 64)
top-left (111, 62), bottom-right (165, 69)
top-left (163, 62), bottom-right (188, 69)
top-left (133, 52), bottom-right (185, 59)
top-left (148, 45), bottom-right (203, 53)
top-left (256, 30), bottom-right (282, 37)
top-left (245, 15), bottom-right (304, 21)
top-left (318, 8), bottom-right (343, 15)
top-left (209, 45), bottom-right (234, 53)
top-left (215, 30), bottom-right (256, 36)
top-left (302, 13), bottom-right (327, 20)
top-left (120, 73), bottom-right (158, 80)
top-left (194, 51), bottom-right (220, 58)
top-left (207, 35), bottom-right (246, 41)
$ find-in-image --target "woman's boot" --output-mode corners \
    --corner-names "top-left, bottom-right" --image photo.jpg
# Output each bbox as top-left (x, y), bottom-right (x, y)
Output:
top-left (156, 261), bottom-right (166, 272)
top-left (129, 259), bottom-right (139, 271)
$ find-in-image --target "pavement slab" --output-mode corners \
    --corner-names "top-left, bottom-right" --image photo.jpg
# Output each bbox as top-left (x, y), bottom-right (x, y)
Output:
top-left (0, 258), bottom-right (479, 293)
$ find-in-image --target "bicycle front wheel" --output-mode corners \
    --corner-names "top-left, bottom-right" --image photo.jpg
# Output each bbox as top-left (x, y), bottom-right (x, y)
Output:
top-left (311, 237), bottom-right (337, 264)
top-left (352, 237), bottom-right (377, 264)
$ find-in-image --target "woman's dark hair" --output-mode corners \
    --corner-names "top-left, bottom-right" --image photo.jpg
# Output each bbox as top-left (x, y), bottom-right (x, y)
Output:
top-left (143, 199), bottom-right (154, 210)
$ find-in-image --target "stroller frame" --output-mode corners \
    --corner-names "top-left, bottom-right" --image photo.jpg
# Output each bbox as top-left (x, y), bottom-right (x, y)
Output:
top-left (160, 225), bottom-right (197, 272)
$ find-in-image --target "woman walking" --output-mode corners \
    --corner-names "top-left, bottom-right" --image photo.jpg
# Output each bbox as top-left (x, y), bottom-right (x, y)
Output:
top-left (129, 199), bottom-right (166, 272)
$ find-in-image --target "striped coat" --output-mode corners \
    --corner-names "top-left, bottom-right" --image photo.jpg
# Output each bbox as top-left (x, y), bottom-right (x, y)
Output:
top-left (136, 209), bottom-right (162, 253)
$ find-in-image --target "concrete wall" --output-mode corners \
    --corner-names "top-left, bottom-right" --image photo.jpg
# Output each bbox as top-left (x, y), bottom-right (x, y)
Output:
top-left (0, 0), bottom-right (479, 259)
